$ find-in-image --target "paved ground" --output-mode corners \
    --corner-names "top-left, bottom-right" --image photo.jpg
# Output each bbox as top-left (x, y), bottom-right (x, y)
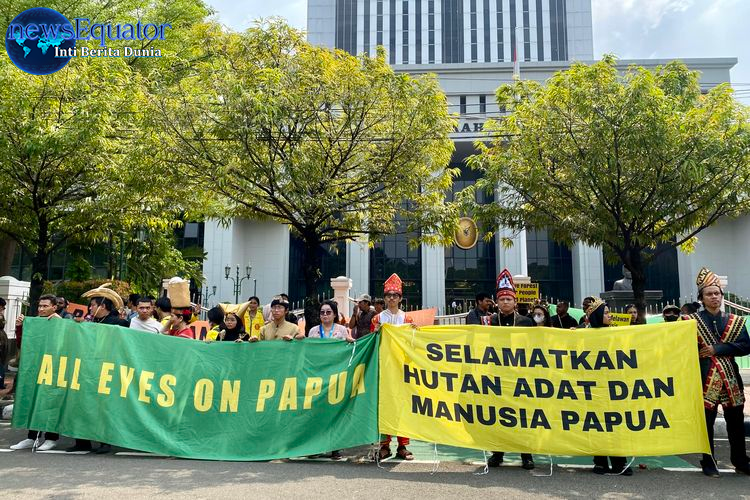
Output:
top-left (3, 421), bottom-right (750, 499)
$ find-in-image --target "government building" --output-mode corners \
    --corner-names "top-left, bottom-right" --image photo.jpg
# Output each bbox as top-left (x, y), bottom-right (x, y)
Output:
top-left (199, 0), bottom-right (742, 311)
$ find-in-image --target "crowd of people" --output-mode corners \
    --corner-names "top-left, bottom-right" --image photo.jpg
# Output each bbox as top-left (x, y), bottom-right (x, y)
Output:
top-left (1, 266), bottom-right (748, 478)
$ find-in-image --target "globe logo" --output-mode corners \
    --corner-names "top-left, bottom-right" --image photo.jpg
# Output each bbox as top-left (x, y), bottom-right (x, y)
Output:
top-left (5, 7), bottom-right (76, 75)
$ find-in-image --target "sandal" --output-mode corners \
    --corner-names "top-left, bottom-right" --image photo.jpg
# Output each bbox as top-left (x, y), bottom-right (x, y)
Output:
top-left (396, 446), bottom-right (414, 461)
top-left (378, 445), bottom-right (392, 460)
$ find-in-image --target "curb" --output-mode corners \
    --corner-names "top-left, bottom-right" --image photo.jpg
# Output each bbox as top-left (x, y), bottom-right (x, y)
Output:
top-left (713, 417), bottom-right (750, 438)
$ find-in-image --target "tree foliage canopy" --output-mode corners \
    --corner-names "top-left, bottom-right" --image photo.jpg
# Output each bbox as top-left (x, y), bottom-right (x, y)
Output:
top-left (156, 21), bottom-right (458, 245)
top-left (465, 57), bottom-right (750, 314)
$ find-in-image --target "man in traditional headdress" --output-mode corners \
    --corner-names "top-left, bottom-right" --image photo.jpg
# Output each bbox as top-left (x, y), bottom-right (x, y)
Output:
top-left (371, 273), bottom-right (415, 461)
top-left (488, 269), bottom-right (535, 470)
top-left (690, 267), bottom-right (750, 477)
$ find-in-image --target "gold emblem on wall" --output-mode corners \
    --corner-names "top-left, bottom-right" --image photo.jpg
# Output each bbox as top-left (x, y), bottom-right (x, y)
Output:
top-left (455, 217), bottom-right (479, 250)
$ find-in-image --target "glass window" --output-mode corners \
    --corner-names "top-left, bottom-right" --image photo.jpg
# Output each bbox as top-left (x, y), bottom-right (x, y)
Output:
top-left (460, 95), bottom-right (467, 115)
top-left (525, 228), bottom-right (574, 302)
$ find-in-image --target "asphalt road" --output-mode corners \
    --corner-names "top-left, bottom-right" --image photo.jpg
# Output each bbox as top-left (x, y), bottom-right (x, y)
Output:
top-left (2, 424), bottom-right (750, 499)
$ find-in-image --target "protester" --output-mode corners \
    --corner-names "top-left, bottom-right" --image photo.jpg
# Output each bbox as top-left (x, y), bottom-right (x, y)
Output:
top-left (260, 298), bottom-right (302, 341)
top-left (373, 297), bottom-right (385, 314)
top-left (55, 296), bottom-right (73, 319)
top-left (129, 297), bottom-right (162, 333)
top-left (662, 304), bottom-right (681, 323)
top-left (586, 298), bottom-right (633, 476)
top-left (691, 267), bottom-right (750, 477)
top-left (551, 300), bottom-right (578, 329)
top-left (216, 312), bottom-right (247, 342)
top-left (205, 306), bottom-right (225, 341)
top-left (465, 292), bottom-right (492, 325)
top-left (349, 294), bottom-right (376, 339)
top-left (10, 294), bottom-right (61, 451)
top-left (625, 304), bottom-right (638, 325)
top-left (579, 296), bottom-right (595, 327)
top-left (309, 300), bottom-right (353, 342)
top-left (487, 269), bottom-right (535, 470)
top-left (88, 297), bottom-right (129, 327)
top-left (244, 296), bottom-right (265, 339)
top-left (126, 293), bottom-right (140, 321)
top-left (162, 307), bottom-right (195, 339)
top-left (371, 273), bottom-right (414, 461)
top-left (279, 294), bottom-right (299, 324)
top-left (155, 296), bottom-right (172, 324)
top-left (681, 301), bottom-right (701, 315)
top-left (531, 304), bottom-right (552, 327)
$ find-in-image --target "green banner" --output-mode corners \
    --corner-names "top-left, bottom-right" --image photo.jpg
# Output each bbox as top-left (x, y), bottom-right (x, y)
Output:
top-left (12, 318), bottom-right (379, 460)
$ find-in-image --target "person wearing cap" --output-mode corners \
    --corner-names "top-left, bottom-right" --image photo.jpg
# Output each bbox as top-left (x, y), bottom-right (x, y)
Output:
top-left (690, 267), bottom-right (750, 477)
top-left (662, 305), bottom-right (681, 323)
top-left (586, 298), bottom-right (633, 476)
top-left (370, 273), bottom-right (415, 461)
top-left (260, 298), bottom-right (303, 341)
top-left (579, 296), bottom-right (595, 327)
top-left (349, 293), bottom-right (375, 339)
top-left (487, 269), bottom-right (535, 470)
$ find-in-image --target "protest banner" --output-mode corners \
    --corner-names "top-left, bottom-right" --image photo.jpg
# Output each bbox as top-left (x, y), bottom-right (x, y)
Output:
top-left (515, 283), bottom-right (539, 304)
top-left (13, 318), bottom-right (379, 460)
top-left (610, 313), bottom-right (633, 327)
top-left (189, 320), bottom-right (210, 340)
top-left (378, 322), bottom-right (710, 456)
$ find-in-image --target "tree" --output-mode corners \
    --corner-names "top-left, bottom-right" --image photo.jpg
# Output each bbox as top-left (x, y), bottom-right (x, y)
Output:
top-left (465, 57), bottom-right (750, 322)
top-left (0, 57), bottom-right (179, 311)
top-left (154, 21), bottom-right (458, 327)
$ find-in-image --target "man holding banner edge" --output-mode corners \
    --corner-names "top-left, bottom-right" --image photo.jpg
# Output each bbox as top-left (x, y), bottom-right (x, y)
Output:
top-left (691, 267), bottom-right (750, 477)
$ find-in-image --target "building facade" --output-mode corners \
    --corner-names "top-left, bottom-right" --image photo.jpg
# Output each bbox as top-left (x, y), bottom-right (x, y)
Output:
top-left (200, 1), bottom-right (742, 311)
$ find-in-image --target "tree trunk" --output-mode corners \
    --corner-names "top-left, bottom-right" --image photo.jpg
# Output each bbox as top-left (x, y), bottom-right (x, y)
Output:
top-left (29, 221), bottom-right (50, 316)
top-left (302, 234), bottom-right (323, 332)
top-left (625, 248), bottom-right (647, 325)
top-left (0, 236), bottom-right (16, 276)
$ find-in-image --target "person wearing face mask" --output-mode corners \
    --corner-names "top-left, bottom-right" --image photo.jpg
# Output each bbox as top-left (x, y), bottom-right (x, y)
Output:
top-left (587, 298), bottom-right (633, 476)
top-left (662, 305), bottom-right (681, 323)
top-left (531, 304), bottom-right (551, 327)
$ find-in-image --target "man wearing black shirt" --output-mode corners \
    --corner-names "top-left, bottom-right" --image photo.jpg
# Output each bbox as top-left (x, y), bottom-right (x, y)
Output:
top-left (488, 269), bottom-right (534, 470)
top-left (551, 300), bottom-right (578, 329)
top-left (466, 292), bottom-right (493, 325)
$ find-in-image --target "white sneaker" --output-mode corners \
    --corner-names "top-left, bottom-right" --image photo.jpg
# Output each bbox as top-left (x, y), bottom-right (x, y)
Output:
top-left (37, 440), bottom-right (57, 451)
top-left (10, 438), bottom-right (35, 450)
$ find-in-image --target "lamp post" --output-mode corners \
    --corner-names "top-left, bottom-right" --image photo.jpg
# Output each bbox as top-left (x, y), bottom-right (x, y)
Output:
top-left (203, 285), bottom-right (217, 309)
top-left (225, 264), bottom-right (252, 304)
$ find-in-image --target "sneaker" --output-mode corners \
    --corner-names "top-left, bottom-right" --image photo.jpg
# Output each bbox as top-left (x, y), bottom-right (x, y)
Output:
top-left (521, 455), bottom-right (535, 470)
top-left (37, 440), bottom-right (57, 451)
top-left (487, 452), bottom-right (504, 467)
top-left (9, 438), bottom-right (35, 450)
top-left (330, 450), bottom-right (344, 461)
top-left (66, 443), bottom-right (92, 453)
top-left (617, 466), bottom-right (634, 476)
top-left (735, 464), bottom-right (750, 475)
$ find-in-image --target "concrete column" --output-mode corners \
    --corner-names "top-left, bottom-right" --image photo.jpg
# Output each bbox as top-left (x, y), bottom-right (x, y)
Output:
top-left (330, 276), bottom-right (353, 319)
top-left (346, 237), bottom-right (370, 298)
top-left (0, 276), bottom-right (30, 339)
top-left (571, 242), bottom-right (605, 306)
top-left (421, 244), bottom-right (446, 310)
top-left (495, 227), bottom-right (528, 276)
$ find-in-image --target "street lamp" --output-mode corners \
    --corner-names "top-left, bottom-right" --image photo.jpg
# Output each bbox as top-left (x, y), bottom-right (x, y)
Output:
top-left (225, 264), bottom-right (252, 303)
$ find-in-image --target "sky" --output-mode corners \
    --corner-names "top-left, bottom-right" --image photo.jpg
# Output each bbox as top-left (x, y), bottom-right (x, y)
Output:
top-left (205, 0), bottom-right (750, 103)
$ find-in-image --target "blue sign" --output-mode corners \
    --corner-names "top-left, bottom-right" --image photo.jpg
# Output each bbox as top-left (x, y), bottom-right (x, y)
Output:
top-left (5, 7), bottom-right (76, 75)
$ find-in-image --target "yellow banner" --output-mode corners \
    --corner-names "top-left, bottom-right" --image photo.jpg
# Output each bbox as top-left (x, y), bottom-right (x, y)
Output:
top-left (379, 322), bottom-right (709, 456)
